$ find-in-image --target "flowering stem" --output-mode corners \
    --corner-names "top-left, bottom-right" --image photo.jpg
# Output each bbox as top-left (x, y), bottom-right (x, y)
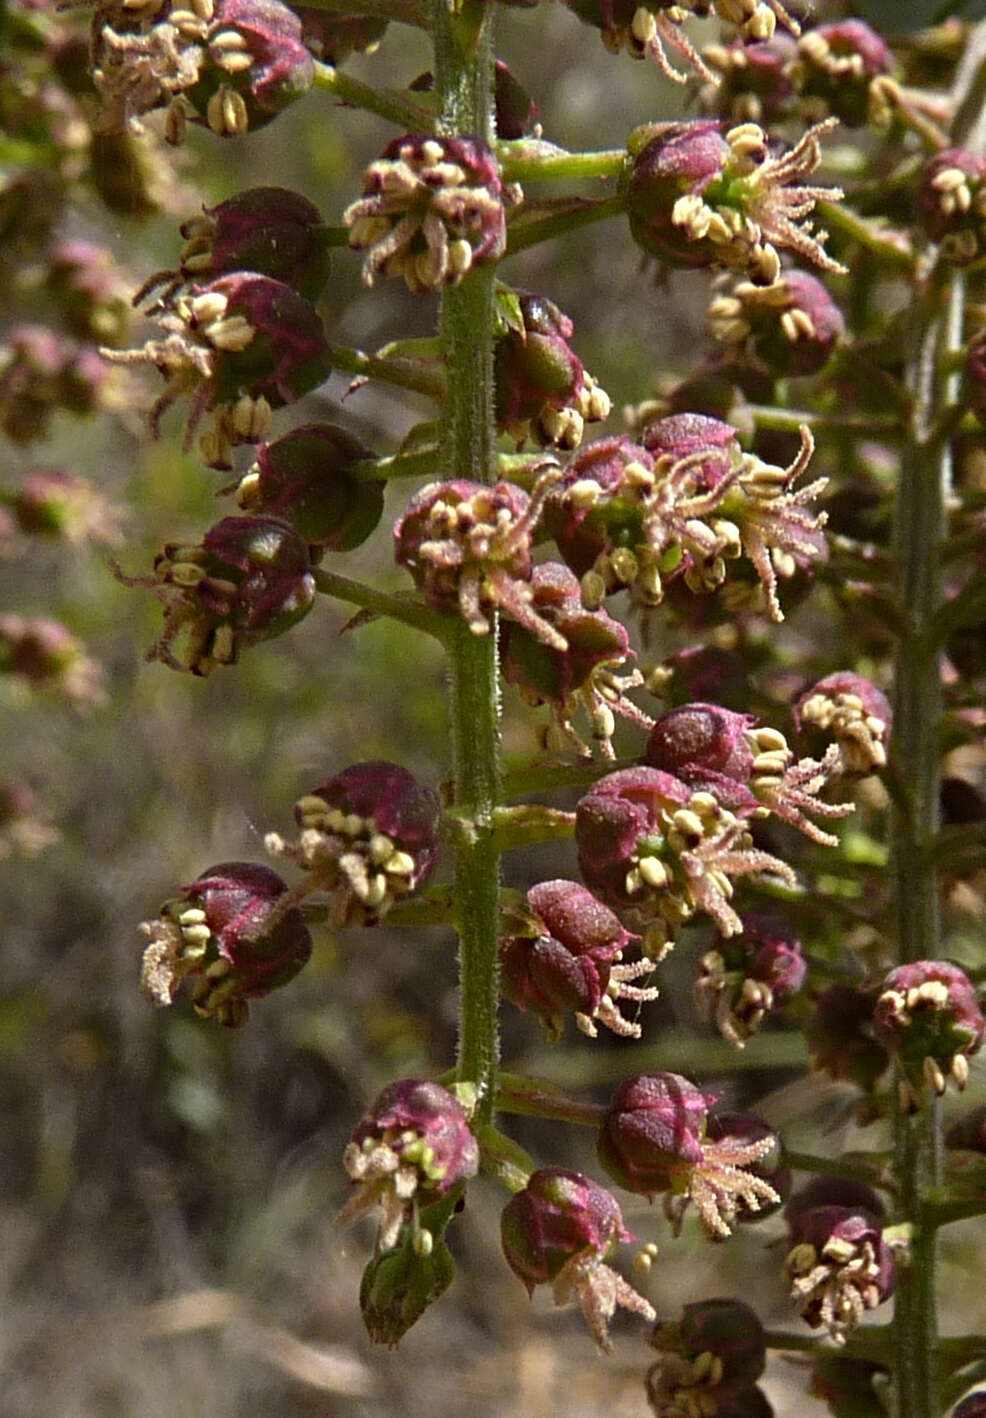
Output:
top-left (325, 342), bottom-right (445, 398)
top-left (430, 0), bottom-right (502, 1126)
top-left (313, 62), bottom-right (437, 130)
top-left (312, 568), bottom-right (452, 639)
top-left (506, 195), bottom-right (626, 255)
top-left (496, 141), bottom-right (626, 183)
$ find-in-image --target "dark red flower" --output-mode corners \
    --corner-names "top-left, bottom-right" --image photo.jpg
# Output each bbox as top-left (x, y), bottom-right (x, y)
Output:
top-left (873, 960), bottom-right (984, 1106)
top-left (785, 1178), bottom-right (895, 1343)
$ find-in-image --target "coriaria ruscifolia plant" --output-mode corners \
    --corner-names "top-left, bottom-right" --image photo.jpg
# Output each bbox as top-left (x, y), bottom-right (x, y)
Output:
top-left (25, 0), bottom-right (986, 1410)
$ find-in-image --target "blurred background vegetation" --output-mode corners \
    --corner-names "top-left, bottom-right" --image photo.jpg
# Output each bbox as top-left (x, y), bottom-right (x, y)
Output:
top-left (4, 2), bottom-right (986, 1414)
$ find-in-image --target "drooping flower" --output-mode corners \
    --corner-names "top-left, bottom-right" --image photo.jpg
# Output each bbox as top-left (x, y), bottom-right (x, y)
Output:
top-left (695, 914), bottom-right (806, 1047)
top-left (575, 765), bottom-right (797, 946)
top-left (501, 1167), bottom-right (655, 1350)
top-left (646, 1298), bottom-right (766, 1418)
top-left (265, 761), bottom-right (440, 926)
top-left (500, 879), bottom-right (659, 1041)
top-left (794, 672), bottom-right (892, 775)
top-left (784, 1178), bottom-right (896, 1344)
top-left (707, 269), bottom-right (844, 378)
top-left (344, 134), bottom-right (507, 292)
top-left (597, 1071), bottom-right (781, 1237)
top-left (625, 118), bottom-right (845, 284)
top-left (114, 514), bottom-right (316, 674)
top-left (917, 148), bottom-right (986, 265)
top-left (339, 1080), bottom-right (479, 1252)
top-left (139, 860), bottom-right (313, 1026)
top-left (394, 472), bottom-right (565, 647)
top-left (873, 960), bottom-right (984, 1108)
top-left (499, 561), bottom-right (651, 758)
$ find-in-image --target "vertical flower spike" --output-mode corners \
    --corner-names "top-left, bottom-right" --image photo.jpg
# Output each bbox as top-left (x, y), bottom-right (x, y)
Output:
top-left (917, 149), bottom-right (986, 265)
top-left (265, 761), bottom-right (440, 925)
top-left (115, 515), bottom-right (315, 674)
top-left (794, 672), bottom-right (892, 775)
top-left (344, 135), bottom-right (507, 293)
top-left (873, 960), bottom-right (985, 1109)
top-left (793, 20), bottom-right (894, 129)
top-left (597, 1072), bottom-right (781, 1237)
top-left (784, 1179), bottom-right (896, 1344)
top-left (338, 1080), bottom-right (479, 1253)
top-left (646, 1298), bottom-right (766, 1418)
top-left (500, 1167), bottom-right (656, 1351)
top-left (90, 0), bottom-right (314, 140)
top-left (394, 473), bottom-right (565, 646)
top-left (500, 879), bottom-right (659, 1041)
top-left (695, 914), bottom-right (806, 1047)
top-left (575, 765), bottom-right (797, 946)
top-left (499, 562), bottom-right (651, 758)
top-left (236, 424), bottom-right (384, 552)
top-left (494, 292), bottom-right (610, 450)
top-left (138, 861), bottom-right (313, 1027)
top-left (707, 269), bottom-right (844, 379)
top-left (625, 118), bottom-right (845, 283)
top-left (102, 273), bottom-right (331, 468)
top-left (643, 702), bottom-right (853, 845)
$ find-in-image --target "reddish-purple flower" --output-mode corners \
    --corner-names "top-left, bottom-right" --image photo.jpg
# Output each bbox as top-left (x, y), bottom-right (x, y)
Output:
top-left (345, 134), bottom-right (506, 292)
top-left (139, 860), bottom-right (313, 1027)
top-left (265, 761), bottom-right (440, 925)
top-left (873, 960), bottom-right (984, 1106)
top-left (117, 514), bottom-right (315, 674)
top-left (597, 1071), bottom-right (780, 1236)
top-left (646, 1298), bottom-right (766, 1416)
top-left (500, 879), bottom-right (658, 1040)
top-left (917, 148), bottom-right (986, 265)
top-left (696, 914), bottom-right (806, 1047)
top-left (494, 291), bottom-right (610, 449)
top-left (796, 20), bottom-right (893, 128)
top-left (236, 424), bottom-right (383, 551)
top-left (708, 269), bottom-right (844, 378)
top-left (785, 1178), bottom-right (896, 1343)
top-left (339, 1080), bottom-right (479, 1252)
top-left (794, 672), bottom-right (892, 775)
top-left (501, 1167), bottom-right (655, 1349)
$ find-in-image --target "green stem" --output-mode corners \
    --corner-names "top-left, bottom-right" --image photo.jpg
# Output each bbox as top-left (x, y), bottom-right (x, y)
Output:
top-left (506, 195), bottom-right (625, 256)
top-left (312, 568), bottom-right (451, 639)
top-left (887, 265), bottom-right (960, 1418)
top-left (326, 342), bottom-right (445, 399)
top-left (430, 0), bottom-right (501, 1126)
top-left (496, 141), bottom-right (626, 183)
top-left (745, 404), bottom-right (902, 438)
top-left (313, 62), bottom-right (436, 130)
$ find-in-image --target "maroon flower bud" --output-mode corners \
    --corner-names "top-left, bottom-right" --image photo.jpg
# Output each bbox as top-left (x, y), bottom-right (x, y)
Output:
top-left (625, 118), bottom-right (844, 283)
top-left (0, 326), bottom-right (110, 444)
top-left (501, 1167), bottom-right (655, 1350)
top-left (0, 613), bottom-right (106, 709)
top-left (873, 960), bottom-right (984, 1106)
top-left (598, 1072), bottom-right (780, 1235)
top-left (500, 879), bottom-right (658, 1040)
top-left (158, 187), bottom-right (331, 302)
top-left (500, 561), bottom-right (650, 757)
top-left (805, 983), bottom-right (888, 1091)
top-left (917, 149), bottom-right (986, 265)
top-left (795, 21), bottom-right (894, 129)
top-left (339, 1080), bottom-right (478, 1251)
top-left (394, 473), bottom-right (565, 648)
top-left (646, 645), bottom-right (752, 711)
top-left (294, 8), bottom-right (388, 64)
top-left (46, 240), bottom-right (131, 345)
top-left (104, 274), bottom-right (331, 468)
top-left (644, 701), bottom-right (851, 844)
top-left (795, 672), bottom-right (892, 775)
top-left (708, 270), bottom-right (844, 379)
top-left (954, 1394), bottom-right (986, 1418)
top-left (139, 860), bottom-right (313, 1027)
top-left (119, 514), bottom-right (315, 675)
top-left (696, 915), bottom-right (806, 1047)
top-left (6, 467), bottom-right (126, 547)
top-left (237, 424), bottom-right (383, 551)
top-left (266, 761), bottom-right (440, 925)
top-left (345, 134), bottom-right (506, 292)
top-left (494, 60), bottom-right (538, 140)
top-left (646, 1297), bottom-right (766, 1415)
top-left (703, 35), bottom-right (800, 128)
top-left (576, 765), bottom-right (798, 944)
top-left (784, 1178), bottom-right (895, 1343)
top-left (359, 1220), bottom-right (454, 1347)
top-left (808, 1354), bottom-right (889, 1418)
top-left (705, 1112), bottom-right (789, 1214)
top-left (494, 292), bottom-right (610, 450)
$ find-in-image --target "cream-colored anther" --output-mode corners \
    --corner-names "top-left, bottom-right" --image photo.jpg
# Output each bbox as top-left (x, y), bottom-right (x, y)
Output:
top-left (180, 922), bottom-right (212, 945)
top-left (368, 832), bottom-right (395, 864)
top-left (671, 808), bottom-right (705, 841)
top-left (205, 957), bottom-right (232, 979)
top-left (953, 1054), bottom-right (970, 1088)
top-left (386, 850), bottom-right (417, 880)
top-left (567, 478), bottom-right (603, 508)
top-left (630, 5), bottom-right (657, 43)
top-left (448, 239), bottom-right (474, 277)
top-left (205, 315), bottom-right (255, 351)
top-left (341, 812), bottom-right (365, 837)
top-left (923, 1055), bottom-right (946, 1095)
top-left (168, 561), bottom-right (207, 587)
top-left (637, 856), bottom-right (669, 890)
top-left (188, 291), bottom-right (228, 324)
top-left (178, 907), bottom-right (208, 925)
top-left (610, 546), bottom-right (639, 583)
top-left (234, 467), bottom-right (260, 504)
top-left (215, 49), bottom-right (253, 73)
top-left (689, 792), bottom-right (720, 817)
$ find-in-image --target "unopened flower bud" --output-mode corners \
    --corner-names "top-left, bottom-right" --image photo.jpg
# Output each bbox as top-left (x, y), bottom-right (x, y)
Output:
top-left (239, 424), bottom-right (383, 551)
top-left (501, 1167), bottom-right (655, 1350)
top-left (494, 292), bottom-right (609, 450)
top-left (139, 861), bottom-right (312, 1026)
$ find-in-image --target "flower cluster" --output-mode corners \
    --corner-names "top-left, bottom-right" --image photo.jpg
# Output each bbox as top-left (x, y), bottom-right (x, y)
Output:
top-left (345, 135), bottom-right (508, 292)
top-left (873, 960), bottom-right (984, 1109)
top-left (695, 913), bottom-right (806, 1047)
top-left (645, 1299), bottom-right (768, 1418)
top-left (707, 268), bottom-right (844, 378)
top-left (794, 672), bottom-right (892, 775)
top-left (917, 148), bottom-right (986, 265)
top-left (784, 1179), bottom-right (896, 1344)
